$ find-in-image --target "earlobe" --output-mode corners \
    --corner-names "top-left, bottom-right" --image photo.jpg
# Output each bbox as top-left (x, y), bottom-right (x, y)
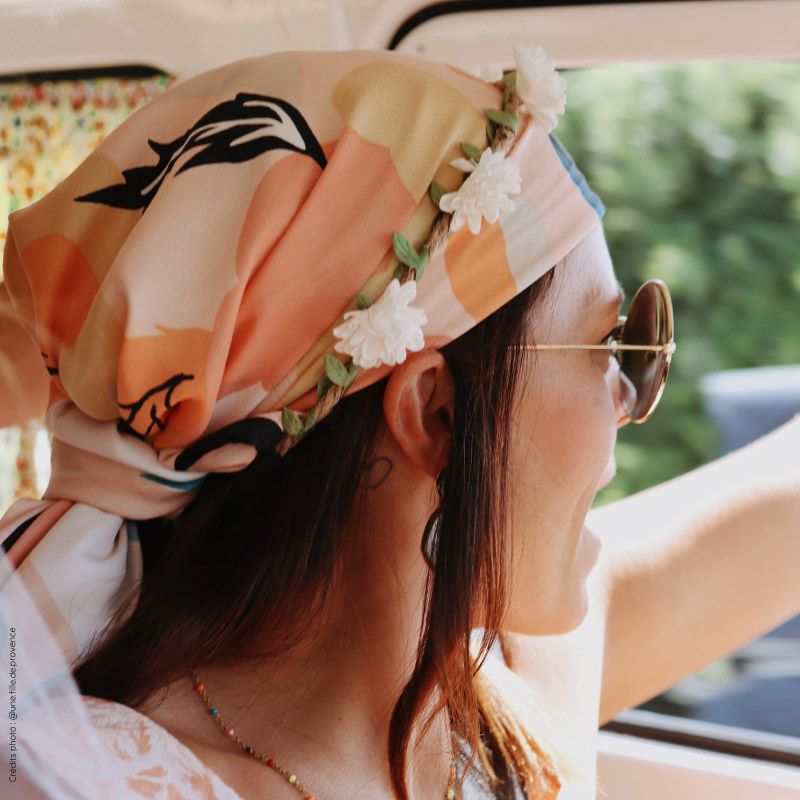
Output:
top-left (383, 349), bottom-right (455, 477)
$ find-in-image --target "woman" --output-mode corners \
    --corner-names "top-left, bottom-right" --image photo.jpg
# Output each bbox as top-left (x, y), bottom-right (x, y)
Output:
top-left (1, 47), bottom-right (798, 799)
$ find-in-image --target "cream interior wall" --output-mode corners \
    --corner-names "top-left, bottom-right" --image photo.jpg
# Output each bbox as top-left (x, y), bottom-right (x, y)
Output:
top-left (0, 1), bottom-right (797, 80)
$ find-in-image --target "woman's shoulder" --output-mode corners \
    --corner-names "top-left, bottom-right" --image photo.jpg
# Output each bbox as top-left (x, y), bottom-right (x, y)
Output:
top-left (20, 693), bottom-right (242, 799)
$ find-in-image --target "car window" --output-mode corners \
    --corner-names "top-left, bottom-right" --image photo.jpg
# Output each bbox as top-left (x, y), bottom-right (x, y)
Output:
top-left (557, 60), bottom-right (800, 740)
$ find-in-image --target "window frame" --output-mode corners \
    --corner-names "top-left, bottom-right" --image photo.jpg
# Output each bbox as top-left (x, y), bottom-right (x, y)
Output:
top-left (603, 709), bottom-right (800, 768)
top-left (388, 0), bottom-right (800, 773)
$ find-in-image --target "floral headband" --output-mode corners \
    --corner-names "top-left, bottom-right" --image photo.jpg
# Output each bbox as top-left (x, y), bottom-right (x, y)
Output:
top-left (284, 45), bottom-right (571, 452)
top-left (1, 46), bottom-right (603, 667)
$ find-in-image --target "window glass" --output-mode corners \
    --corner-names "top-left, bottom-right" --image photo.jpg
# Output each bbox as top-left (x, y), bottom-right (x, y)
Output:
top-left (558, 61), bottom-right (800, 738)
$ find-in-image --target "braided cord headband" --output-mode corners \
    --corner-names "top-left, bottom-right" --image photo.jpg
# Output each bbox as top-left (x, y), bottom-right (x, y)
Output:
top-left (277, 46), bottom-right (571, 454)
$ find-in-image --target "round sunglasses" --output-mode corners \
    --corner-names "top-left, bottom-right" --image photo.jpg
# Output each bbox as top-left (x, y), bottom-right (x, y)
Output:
top-left (512, 279), bottom-right (676, 423)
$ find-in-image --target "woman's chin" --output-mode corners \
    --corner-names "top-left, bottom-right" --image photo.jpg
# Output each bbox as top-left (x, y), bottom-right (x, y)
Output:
top-left (596, 458), bottom-right (617, 491)
top-left (506, 535), bottom-right (601, 636)
top-left (537, 585), bottom-right (593, 636)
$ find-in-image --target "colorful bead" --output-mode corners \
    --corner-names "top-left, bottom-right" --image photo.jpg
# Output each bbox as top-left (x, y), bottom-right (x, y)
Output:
top-left (266, 758), bottom-right (276, 768)
top-left (210, 707), bottom-right (218, 716)
top-left (226, 728), bottom-right (234, 737)
top-left (195, 683), bottom-right (205, 693)
top-left (288, 774), bottom-right (297, 784)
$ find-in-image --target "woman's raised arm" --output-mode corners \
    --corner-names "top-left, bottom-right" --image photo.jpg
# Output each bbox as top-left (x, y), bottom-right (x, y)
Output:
top-left (586, 415), bottom-right (800, 724)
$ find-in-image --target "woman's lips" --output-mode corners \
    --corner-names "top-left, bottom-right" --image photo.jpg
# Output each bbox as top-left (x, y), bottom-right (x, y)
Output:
top-left (596, 457), bottom-right (617, 491)
top-left (581, 524), bottom-right (603, 568)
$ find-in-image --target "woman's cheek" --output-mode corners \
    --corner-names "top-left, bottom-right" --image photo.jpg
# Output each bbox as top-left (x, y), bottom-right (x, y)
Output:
top-left (502, 361), bottom-right (616, 633)
top-left (545, 374), bottom-right (613, 490)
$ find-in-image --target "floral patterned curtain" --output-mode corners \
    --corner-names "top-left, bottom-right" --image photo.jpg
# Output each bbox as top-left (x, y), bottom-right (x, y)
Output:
top-left (0, 72), bottom-right (175, 514)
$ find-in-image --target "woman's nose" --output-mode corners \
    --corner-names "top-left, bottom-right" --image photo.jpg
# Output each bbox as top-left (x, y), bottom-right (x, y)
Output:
top-left (613, 360), bottom-right (637, 427)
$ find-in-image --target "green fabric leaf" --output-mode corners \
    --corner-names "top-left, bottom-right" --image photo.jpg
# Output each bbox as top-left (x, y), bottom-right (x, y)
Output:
top-left (503, 70), bottom-right (517, 88)
top-left (394, 264), bottom-right (407, 281)
top-left (460, 142), bottom-right (483, 162)
top-left (325, 353), bottom-right (350, 387)
top-left (317, 376), bottom-right (331, 399)
top-left (282, 406), bottom-right (304, 437)
top-left (345, 363), bottom-right (359, 389)
top-left (414, 247), bottom-right (429, 281)
top-left (302, 408), bottom-right (317, 433)
top-left (486, 119), bottom-right (497, 143)
top-left (429, 182), bottom-right (446, 206)
top-left (356, 292), bottom-right (373, 309)
top-left (484, 108), bottom-right (518, 132)
top-left (392, 232), bottom-right (418, 268)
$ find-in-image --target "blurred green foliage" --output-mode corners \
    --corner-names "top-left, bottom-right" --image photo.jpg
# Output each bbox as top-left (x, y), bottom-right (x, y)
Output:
top-left (555, 63), bottom-right (800, 504)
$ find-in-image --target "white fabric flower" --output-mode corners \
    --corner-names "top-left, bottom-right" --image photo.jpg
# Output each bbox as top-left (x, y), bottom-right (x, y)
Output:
top-left (438, 147), bottom-right (522, 235)
top-left (513, 44), bottom-right (567, 133)
top-left (333, 279), bottom-right (427, 369)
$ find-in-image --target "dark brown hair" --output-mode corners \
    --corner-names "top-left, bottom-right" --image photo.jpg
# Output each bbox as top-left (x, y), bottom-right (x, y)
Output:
top-left (74, 267), bottom-right (556, 799)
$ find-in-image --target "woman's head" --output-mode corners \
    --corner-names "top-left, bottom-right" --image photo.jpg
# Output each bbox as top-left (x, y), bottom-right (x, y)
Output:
top-left (3, 47), bottom-right (612, 799)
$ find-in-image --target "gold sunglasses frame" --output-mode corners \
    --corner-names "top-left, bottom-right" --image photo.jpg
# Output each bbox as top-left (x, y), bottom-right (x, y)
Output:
top-left (510, 279), bottom-right (676, 423)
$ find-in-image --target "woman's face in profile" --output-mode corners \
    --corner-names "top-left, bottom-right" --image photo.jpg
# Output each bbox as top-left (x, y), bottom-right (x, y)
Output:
top-left (503, 224), bottom-right (631, 636)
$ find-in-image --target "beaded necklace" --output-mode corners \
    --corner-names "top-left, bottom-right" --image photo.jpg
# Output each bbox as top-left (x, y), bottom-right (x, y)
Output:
top-left (192, 672), bottom-right (458, 799)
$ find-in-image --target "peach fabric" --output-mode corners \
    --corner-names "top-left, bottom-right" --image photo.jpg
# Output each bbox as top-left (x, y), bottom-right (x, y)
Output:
top-left (0, 50), bottom-right (602, 673)
top-left (18, 695), bottom-right (240, 799)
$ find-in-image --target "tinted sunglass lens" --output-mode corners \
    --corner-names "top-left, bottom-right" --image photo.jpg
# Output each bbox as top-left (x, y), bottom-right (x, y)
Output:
top-left (620, 283), bottom-right (669, 421)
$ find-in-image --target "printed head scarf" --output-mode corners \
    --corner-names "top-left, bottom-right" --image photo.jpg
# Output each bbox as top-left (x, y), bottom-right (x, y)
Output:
top-left (0, 49), bottom-right (603, 666)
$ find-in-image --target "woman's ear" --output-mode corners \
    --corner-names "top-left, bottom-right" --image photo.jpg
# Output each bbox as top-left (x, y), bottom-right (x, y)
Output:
top-left (382, 349), bottom-right (455, 477)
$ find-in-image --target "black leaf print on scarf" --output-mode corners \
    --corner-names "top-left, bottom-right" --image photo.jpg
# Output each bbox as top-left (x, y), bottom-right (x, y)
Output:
top-left (117, 373), bottom-right (194, 440)
top-left (75, 93), bottom-right (326, 211)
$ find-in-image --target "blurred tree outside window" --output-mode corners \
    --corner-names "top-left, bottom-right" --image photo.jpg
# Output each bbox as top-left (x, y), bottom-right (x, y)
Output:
top-left (558, 61), bottom-right (800, 503)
